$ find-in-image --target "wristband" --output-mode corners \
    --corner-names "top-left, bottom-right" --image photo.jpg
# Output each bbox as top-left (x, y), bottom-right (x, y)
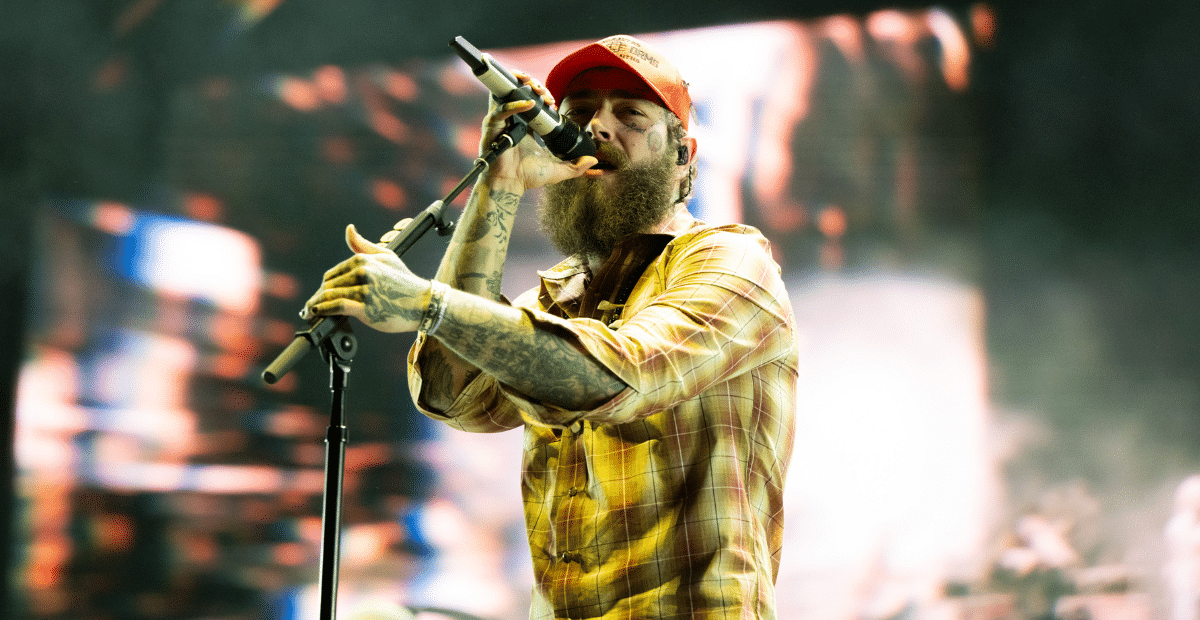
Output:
top-left (419, 280), bottom-right (449, 336)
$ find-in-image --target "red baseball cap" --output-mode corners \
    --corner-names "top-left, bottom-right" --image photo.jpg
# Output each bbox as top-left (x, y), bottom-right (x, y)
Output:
top-left (546, 35), bottom-right (692, 130)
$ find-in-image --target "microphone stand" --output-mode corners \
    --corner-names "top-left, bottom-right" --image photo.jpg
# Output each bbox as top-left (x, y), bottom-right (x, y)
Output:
top-left (262, 118), bottom-right (530, 620)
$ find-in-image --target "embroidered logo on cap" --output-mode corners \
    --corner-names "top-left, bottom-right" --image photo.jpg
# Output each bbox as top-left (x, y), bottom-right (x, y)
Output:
top-left (602, 37), bottom-right (661, 69)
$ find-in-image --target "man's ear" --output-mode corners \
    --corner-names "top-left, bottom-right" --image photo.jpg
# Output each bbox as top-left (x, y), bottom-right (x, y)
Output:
top-left (674, 135), bottom-right (698, 171)
top-left (678, 136), bottom-right (698, 167)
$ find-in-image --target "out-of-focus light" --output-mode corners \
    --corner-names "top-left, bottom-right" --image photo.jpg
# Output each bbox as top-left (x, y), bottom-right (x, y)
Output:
top-left (263, 271), bottom-right (301, 299)
top-left (233, 0), bottom-right (285, 30)
top-left (820, 15), bottom-right (866, 63)
top-left (184, 192), bottom-right (224, 222)
top-left (818, 205), bottom-right (849, 239)
top-left (867, 9), bottom-right (920, 46)
top-left (928, 8), bottom-right (973, 92)
top-left (453, 125), bottom-right (482, 160)
top-left (972, 3), bottom-right (998, 48)
top-left (322, 135), bottom-right (356, 165)
top-left (192, 464), bottom-right (281, 493)
top-left (274, 75), bottom-right (321, 112)
top-left (369, 108), bottom-right (410, 144)
top-left (380, 68), bottom-right (419, 102)
top-left (117, 213), bottom-right (263, 313)
top-left (371, 177), bottom-right (408, 211)
top-left (211, 353), bottom-right (251, 380)
top-left (440, 61), bottom-right (481, 97)
top-left (91, 201), bottom-right (136, 236)
top-left (263, 317), bottom-right (301, 345)
top-left (204, 77), bottom-right (233, 101)
top-left (314, 65), bottom-right (348, 105)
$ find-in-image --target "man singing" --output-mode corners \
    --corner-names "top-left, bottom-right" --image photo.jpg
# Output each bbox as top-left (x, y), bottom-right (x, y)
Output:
top-left (303, 35), bottom-right (798, 619)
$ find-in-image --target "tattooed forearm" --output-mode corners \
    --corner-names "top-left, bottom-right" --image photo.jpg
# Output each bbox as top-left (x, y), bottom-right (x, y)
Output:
top-left (461, 188), bottom-right (520, 241)
top-left (415, 181), bottom-right (525, 405)
top-left (436, 183), bottom-right (520, 292)
top-left (365, 276), bottom-right (425, 325)
top-left (455, 271), bottom-right (504, 299)
top-left (432, 289), bottom-right (626, 411)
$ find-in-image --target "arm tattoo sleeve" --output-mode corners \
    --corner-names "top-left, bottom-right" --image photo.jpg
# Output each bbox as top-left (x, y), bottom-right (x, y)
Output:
top-left (433, 289), bottom-right (626, 411)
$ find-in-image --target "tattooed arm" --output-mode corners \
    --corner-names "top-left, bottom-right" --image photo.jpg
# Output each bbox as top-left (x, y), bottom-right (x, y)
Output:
top-left (304, 71), bottom-right (608, 411)
top-left (411, 178), bottom-right (522, 411)
top-left (304, 221), bottom-right (625, 411)
top-left (432, 287), bottom-right (626, 411)
top-left (410, 71), bottom-right (599, 411)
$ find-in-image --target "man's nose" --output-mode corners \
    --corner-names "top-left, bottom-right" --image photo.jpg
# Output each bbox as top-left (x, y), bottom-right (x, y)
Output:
top-left (586, 110), bottom-right (614, 142)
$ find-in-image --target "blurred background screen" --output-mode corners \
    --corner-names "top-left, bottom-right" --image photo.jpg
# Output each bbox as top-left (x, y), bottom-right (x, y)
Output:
top-left (4, 1), bottom-right (1199, 620)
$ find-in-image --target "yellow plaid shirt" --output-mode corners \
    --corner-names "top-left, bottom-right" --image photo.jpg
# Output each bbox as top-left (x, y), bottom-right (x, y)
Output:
top-left (408, 219), bottom-right (798, 619)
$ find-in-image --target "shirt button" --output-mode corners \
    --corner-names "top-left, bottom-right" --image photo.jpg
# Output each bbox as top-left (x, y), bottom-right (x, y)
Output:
top-left (568, 487), bottom-right (578, 497)
top-left (570, 421), bottom-right (583, 434)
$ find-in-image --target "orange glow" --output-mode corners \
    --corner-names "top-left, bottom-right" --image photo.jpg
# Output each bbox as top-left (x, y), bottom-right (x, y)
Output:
top-left (369, 108), bottom-right (410, 144)
top-left (115, 0), bottom-right (163, 36)
top-left (263, 318), bottom-right (300, 345)
top-left (866, 9), bottom-right (920, 46)
top-left (208, 312), bottom-right (250, 353)
top-left (264, 405), bottom-right (321, 438)
top-left (440, 61), bottom-right (481, 96)
top-left (93, 513), bottom-right (136, 552)
top-left (236, 0), bottom-right (285, 29)
top-left (263, 370), bottom-right (298, 393)
top-left (91, 201), bottom-right (135, 235)
top-left (820, 15), bottom-right (866, 63)
top-left (276, 76), bottom-right (320, 112)
top-left (972, 3), bottom-right (998, 48)
top-left (203, 77), bottom-right (233, 101)
top-left (27, 537), bottom-right (70, 576)
top-left (818, 205), bottom-right (849, 239)
top-left (455, 125), bottom-right (483, 160)
top-left (184, 192), bottom-right (224, 221)
top-left (273, 541), bottom-right (311, 566)
top-left (263, 271), bottom-right (301, 299)
top-left (371, 177), bottom-right (408, 211)
top-left (322, 135), bottom-right (355, 165)
top-left (928, 8), bottom-right (973, 92)
top-left (314, 65), bottom-right (348, 105)
top-left (382, 68), bottom-right (419, 102)
top-left (211, 353), bottom-right (251, 380)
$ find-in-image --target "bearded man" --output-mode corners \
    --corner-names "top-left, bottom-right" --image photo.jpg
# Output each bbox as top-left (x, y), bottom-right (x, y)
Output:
top-left (303, 35), bottom-right (798, 620)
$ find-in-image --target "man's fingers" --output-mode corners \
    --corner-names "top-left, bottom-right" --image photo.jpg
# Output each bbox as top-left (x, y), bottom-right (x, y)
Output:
top-left (492, 99), bottom-right (535, 123)
top-left (305, 283), bottom-right (370, 318)
top-left (345, 223), bottom-right (388, 254)
top-left (380, 218), bottom-right (415, 244)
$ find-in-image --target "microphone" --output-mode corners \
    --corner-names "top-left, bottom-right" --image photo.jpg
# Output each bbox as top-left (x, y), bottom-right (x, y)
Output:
top-left (450, 36), bottom-right (596, 161)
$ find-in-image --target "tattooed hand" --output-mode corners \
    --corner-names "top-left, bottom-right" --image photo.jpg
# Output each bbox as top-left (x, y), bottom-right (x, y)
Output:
top-left (302, 224), bottom-right (431, 333)
top-left (484, 69), bottom-right (598, 192)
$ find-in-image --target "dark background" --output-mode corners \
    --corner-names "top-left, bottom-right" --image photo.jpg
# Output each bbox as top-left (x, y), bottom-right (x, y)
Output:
top-left (3, 0), bottom-right (1199, 616)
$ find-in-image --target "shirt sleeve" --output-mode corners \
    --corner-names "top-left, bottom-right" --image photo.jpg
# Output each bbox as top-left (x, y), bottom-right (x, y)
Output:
top-left (497, 226), bottom-right (796, 427)
top-left (406, 328), bottom-right (528, 433)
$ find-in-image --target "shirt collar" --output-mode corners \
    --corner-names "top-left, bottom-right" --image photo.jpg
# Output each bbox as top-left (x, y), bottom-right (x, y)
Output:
top-left (537, 211), bottom-right (700, 316)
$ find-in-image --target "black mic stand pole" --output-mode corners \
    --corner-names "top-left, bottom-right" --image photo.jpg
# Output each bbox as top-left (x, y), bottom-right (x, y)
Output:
top-left (261, 118), bottom-right (530, 620)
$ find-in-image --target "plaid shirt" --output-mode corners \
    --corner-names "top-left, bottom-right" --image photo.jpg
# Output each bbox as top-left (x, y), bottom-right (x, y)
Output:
top-left (408, 219), bottom-right (798, 619)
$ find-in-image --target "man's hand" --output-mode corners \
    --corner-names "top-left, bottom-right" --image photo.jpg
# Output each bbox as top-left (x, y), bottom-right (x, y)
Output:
top-left (483, 67), bottom-right (597, 192)
top-left (302, 224), bottom-right (431, 333)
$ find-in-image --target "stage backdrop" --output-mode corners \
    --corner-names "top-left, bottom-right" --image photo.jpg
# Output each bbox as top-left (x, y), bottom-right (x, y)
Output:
top-left (12, 8), bottom-right (1182, 620)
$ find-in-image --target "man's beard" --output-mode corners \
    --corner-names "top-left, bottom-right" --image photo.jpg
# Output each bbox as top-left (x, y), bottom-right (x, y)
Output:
top-left (539, 144), bottom-right (678, 260)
